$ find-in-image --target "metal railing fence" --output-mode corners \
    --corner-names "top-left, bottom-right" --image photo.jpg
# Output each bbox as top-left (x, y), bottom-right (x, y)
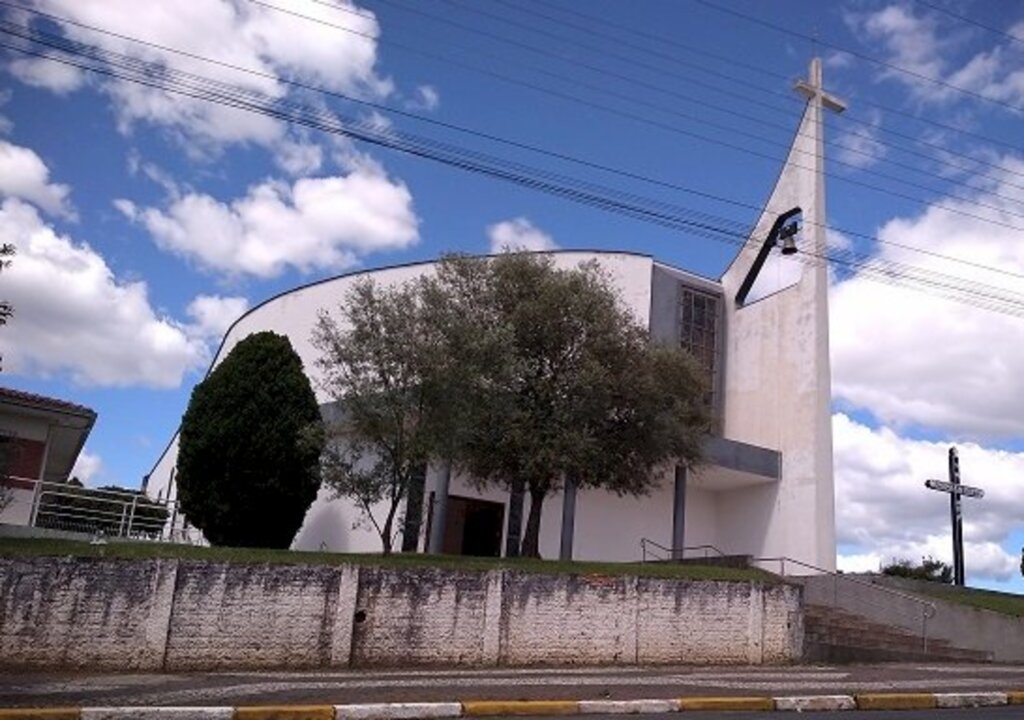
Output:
top-left (639, 537), bottom-right (726, 562)
top-left (751, 556), bottom-right (937, 652)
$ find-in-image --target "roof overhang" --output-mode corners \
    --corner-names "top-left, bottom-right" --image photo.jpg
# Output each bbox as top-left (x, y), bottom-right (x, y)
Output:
top-left (690, 435), bottom-right (781, 491)
top-left (0, 389), bottom-right (96, 483)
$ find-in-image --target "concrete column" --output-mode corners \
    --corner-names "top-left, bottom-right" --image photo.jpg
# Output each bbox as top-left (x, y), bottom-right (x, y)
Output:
top-left (330, 565), bottom-right (360, 667)
top-left (428, 461), bottom-right (451, 554)
top-left (482, 570), bottom-right (504, 666)
top-left (671, 466), bottom-right (687, 560)
top-left (559, 478), bottom-right (577, 561)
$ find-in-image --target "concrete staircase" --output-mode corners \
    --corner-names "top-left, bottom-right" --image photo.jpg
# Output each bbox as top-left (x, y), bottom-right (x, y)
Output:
top-left (804, 603), bottom-right (991, 663)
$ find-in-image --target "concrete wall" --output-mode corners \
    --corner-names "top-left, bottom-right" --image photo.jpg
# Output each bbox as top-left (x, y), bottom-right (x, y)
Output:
top-left (717, 60), bottom-right (836, 572)
top-left (806, 574), bottom-right (1024, 663)
top-left (0, 556), bottom-right (802, 670)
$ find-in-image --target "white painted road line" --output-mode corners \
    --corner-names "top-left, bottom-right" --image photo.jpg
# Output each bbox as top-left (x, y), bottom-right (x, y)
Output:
top-left (577, 700), bottom-right (681, 714)
top-left (335, 703), bottom-right (463, 720)
top-left (934, 692), bottom-right (1008, 708)
top-left (773, 695), bottom-right (856, 712)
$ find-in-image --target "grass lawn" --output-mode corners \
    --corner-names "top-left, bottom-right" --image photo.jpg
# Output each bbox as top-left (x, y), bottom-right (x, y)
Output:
top-left (0, 536), bottom-right (778, 582)
top-left (917, 583), bottom-right (1024, 618)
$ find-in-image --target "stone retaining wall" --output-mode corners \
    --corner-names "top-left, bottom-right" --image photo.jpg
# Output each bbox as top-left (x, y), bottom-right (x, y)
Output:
top-left (0, 556), bottom-right (803, 670)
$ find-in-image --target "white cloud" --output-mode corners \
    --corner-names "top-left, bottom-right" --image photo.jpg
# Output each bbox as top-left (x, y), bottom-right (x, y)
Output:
top-left (8, 55), bottom-right (87, 94)
top-left (488, 217), bottom-right (558, 254)
top-left (834, 110), bottom-right (887, 170)
top-left (830, 156), bottom-right (1024, 438)
top-left (0, 198), bottom-right (207, 387)
top-left (833, 414), bottom-right (1024, 582)
top-left (14, 0), bottom-right (393, 149)
top-left (275, 139), bottom-right (324, 176)
top-left (132, 169), bottom-right (418, 278)
top-left (186, 294), bottom-right (249, 339)
top-left (0, 140), bottom-right (73, 217)
top-left (823, 51), bottom-right (853, 70)
top-left (406, 84), bottom-right (440, 112)
top-left (0, 89), bottom-right (11, 134)
top-left (71, 449), bottom-right (102, 484)
top-left (848, 4), bottom-right (1024, 107)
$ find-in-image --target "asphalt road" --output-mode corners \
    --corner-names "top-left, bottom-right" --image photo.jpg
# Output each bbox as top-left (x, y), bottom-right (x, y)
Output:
top-left (3, 663), bottom-right (1024, 708)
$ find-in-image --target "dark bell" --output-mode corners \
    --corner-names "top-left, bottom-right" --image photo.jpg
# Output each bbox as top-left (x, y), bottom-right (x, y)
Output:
top-left (779, 223), bottom-right (799, 255)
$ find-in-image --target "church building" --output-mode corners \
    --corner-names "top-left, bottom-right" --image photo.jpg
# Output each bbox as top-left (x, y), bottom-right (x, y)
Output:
top-left (146, 58), bottom-right (842, 571)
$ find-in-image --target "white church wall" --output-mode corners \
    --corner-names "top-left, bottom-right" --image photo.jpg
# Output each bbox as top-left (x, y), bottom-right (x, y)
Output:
top-left (145, 252), bottom-right (658, 556)
top-left (572, 477), bottom-right (675, 563)
top-left (684, 485), bottom-right (718, 557)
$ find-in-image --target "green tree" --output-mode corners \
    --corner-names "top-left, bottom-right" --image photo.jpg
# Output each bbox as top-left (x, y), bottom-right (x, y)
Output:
top-left (177, 331), bottom-right (324, 548)
top-left (882, 556), bottom-right (953, 584)
top-left (445, 253), bottom-right (710, 557)
top-left (312, 271), bottom-right (502, 555)
top-left (313, 280), bottom-right (435, 556)
top-left (1, 242), bottom-right (14, 371)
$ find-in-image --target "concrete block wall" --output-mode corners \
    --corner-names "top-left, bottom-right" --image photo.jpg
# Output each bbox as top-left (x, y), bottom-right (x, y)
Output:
top-left (0, 557), bottom-right (803, 670)
top-left (351, 567), bottom-right (496, 666)
top-left (164, 562), bottom-right (347, 670)
top-left (0, 556), bottom-right (177, 669)
top-left (500, 573), bottom-right (639, 665)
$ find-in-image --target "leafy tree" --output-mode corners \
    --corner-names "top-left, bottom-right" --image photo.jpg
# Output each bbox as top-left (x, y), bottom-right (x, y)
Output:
top-left (312, 272), bottom-right (502, 555)
top-left (1, 242), bottom-right (14, 371)
top-left (177, 331), bottom-right (324, 548)
top-left (445, 253), bottom-right (710, 557)
top-left (882, 556), bottom-right (953, 584)
top-left (314, 254), bottom-right (710, 558)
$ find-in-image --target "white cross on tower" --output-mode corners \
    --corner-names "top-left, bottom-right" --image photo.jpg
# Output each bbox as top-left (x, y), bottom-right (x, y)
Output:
top-left (795, 57), bottom-right (847, 114)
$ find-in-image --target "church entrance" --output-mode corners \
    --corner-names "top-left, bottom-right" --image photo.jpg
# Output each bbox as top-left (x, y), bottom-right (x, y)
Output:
top-left (443, 495), bottom-right (504, 557)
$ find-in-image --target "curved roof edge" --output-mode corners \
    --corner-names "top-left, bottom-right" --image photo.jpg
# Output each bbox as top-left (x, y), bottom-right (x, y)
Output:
top-left (145, 248), bottom-right (718, 483)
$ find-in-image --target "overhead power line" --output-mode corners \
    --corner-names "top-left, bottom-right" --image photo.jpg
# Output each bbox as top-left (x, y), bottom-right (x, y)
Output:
top-left (695, 0), bottom-right (1024, 116)
top-left (2, 16), bottom-right (1023, 317)
top-left (413, 0), bottom-right (1024, 180)
top-left (250, 0), bottom-right (1024, 233)
top-left (305, 0), bottom-right (1024, 215)
top-left (10, 0), bottom-right (1024, 286)
top-left (911, 0), bottom-right (1024, 48)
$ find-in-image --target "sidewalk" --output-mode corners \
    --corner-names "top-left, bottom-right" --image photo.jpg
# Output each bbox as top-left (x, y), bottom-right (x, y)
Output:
top-left (3, 663), bottom-right (1024, 708)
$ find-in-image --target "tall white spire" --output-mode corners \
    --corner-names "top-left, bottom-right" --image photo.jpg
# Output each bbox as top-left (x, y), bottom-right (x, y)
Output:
top-left (717, 57), bottom-right (845, 571)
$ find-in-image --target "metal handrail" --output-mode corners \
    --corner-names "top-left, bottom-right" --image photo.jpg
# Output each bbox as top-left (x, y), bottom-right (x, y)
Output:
top-left (752, 556), bottom-right (938, 616)
top-left (752, 555), bottom-right (937, 652)
top-left (640, 537), bottom-right (726, 562)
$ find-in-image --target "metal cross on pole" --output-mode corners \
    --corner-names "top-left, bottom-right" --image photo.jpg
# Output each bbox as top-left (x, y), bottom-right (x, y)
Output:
top-left (924, 447), bottom-right (984, 586)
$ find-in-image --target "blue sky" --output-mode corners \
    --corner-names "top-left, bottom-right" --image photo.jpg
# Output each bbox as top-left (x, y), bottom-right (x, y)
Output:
top-left (2, 0), bottom-right (1024, 589)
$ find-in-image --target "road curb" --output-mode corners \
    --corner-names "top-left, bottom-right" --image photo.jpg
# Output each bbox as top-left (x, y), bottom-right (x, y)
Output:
top-left (5, 692), bottom-right (1024, 717)
top-left (854, 693), bottom-right (937, 710)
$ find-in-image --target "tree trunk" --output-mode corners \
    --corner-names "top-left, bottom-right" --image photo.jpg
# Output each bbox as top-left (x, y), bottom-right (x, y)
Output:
top-left (381, 513), bottom-right (394, 556)
top-left (505, 478), bottom-right (525, 558)
top-left (521, 485), bottom-right (546, 558)
top-left (401, 463), bottom-right (427, 552)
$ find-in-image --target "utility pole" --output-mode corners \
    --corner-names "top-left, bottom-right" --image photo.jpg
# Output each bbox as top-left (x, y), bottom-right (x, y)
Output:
top-left (924, 447), bottom-right (984, 586)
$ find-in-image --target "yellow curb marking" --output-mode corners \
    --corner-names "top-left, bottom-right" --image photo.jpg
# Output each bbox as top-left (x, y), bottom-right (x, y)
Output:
top-left (678, 697), bottom-right (774, 712)
top-left (461, 701), bottom-right (578, 716)
top-left (1007, 691), bottom-right (1024, 705)
top-left (234, 706), bottom-right (334, 720)
top-left (855, 694), bottom-right (937, 711)
top-left (0, 711), bottom-right (80, 720)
